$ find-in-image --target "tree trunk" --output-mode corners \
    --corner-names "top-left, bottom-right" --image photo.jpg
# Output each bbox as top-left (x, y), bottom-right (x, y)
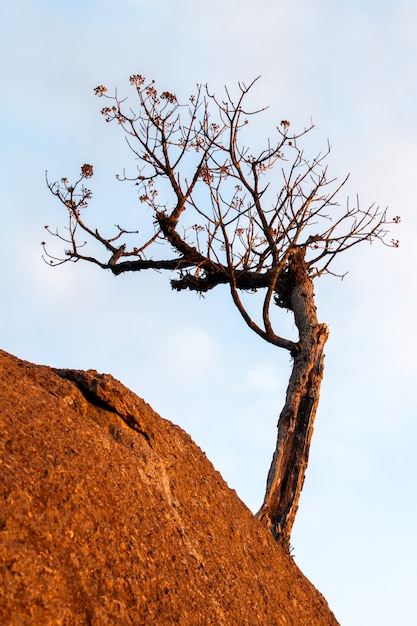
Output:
top-left (257, 249), bottom-right (329, 545)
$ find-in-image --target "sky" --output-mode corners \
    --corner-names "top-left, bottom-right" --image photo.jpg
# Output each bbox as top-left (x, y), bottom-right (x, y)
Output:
top-left (1, 1), bottom-right (416, 623)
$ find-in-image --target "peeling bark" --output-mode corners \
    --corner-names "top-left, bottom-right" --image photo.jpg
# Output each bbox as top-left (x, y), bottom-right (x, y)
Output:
top-left (257, 249), bottom-right (329, 543)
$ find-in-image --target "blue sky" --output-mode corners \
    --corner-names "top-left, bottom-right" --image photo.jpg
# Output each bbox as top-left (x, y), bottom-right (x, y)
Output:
top-left (1, 1), bottom-right (416, 623)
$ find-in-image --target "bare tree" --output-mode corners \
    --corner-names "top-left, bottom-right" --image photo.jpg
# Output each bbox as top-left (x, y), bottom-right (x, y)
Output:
top-left (43, 75), bottom-right (399, 547)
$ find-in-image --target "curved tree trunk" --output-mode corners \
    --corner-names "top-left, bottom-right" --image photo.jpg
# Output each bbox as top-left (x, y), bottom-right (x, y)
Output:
top-left (257, 249), bottom-right (329, 545)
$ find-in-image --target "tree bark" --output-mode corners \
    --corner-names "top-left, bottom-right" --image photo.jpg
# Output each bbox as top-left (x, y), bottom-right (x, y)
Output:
top-left (257, 249), bottom-right (329, 544)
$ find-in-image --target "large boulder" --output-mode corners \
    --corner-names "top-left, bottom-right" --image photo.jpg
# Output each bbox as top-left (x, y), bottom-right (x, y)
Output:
top-left (0, 349), bottom-right (339, 625)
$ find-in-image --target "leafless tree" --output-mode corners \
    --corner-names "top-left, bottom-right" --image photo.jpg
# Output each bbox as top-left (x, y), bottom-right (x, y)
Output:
top-left (44, 75), bottom-right (399, 547)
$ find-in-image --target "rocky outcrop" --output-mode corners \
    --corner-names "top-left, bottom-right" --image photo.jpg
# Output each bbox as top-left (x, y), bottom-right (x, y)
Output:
top-left (0, 349), bottom-right (339, 625)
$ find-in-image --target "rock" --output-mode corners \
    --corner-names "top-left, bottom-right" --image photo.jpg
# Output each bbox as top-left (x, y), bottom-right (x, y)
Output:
top-left (0, 349), bottom-right (340, 625)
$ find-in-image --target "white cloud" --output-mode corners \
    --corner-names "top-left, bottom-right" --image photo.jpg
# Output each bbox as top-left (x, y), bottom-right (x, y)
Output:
top-left (164, 325), bottom-right (221, 385)
top-left (246, 360), bottom-right (286, 395)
